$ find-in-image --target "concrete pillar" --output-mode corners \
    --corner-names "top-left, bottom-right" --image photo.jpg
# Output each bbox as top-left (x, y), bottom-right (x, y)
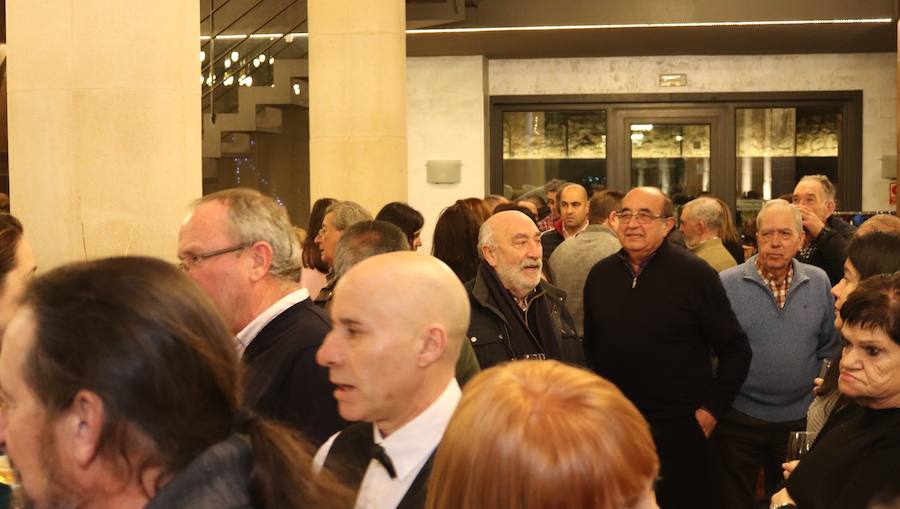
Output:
top-left (6, 1), bottom-right (201, 270)
top-left (308, 0), bottom-right (407, 214)
top-left (896, 21), bottom-right (900, 215)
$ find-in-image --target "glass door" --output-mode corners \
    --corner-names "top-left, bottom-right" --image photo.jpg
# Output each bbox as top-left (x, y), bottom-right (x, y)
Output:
top-left (611, 107), bottom-right (730, 202)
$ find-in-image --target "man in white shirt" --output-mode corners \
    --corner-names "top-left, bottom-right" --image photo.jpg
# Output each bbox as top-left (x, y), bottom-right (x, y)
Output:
top-left (177, 188), bottom-right (345, 444)
top-left (314, 251), bottom-right (469, 509)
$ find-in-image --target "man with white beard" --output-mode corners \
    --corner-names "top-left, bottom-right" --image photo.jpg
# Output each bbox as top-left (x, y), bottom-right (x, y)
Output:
top-left (464, 211), bottom-right (579, 370)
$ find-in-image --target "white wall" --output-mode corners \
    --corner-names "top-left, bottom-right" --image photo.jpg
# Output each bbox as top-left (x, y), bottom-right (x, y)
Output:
top-left (489, 53), bottom-right (897, 211)
top-left (407, 56), bottom-right (488, 253)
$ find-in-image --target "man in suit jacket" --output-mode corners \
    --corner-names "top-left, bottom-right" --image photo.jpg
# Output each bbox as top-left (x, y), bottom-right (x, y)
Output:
top-left (178, 188), bottom-right (346, 445)
top-left (313, 252), bottom-right (467, 509)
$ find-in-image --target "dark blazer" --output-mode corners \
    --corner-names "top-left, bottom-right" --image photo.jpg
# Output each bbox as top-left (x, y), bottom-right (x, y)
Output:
top-left (465, 272), bottom-right (583, 370)
top-left (242, 298), bottom-right (347, 446)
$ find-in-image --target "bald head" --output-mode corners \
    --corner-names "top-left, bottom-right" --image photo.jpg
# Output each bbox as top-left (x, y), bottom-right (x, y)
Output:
top-left (318, 252), bottom-right (469, 433)
top-left (339, 252), bottom-right (469, 366)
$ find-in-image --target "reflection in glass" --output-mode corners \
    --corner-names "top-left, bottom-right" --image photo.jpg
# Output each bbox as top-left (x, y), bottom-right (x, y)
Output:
top-left (630, 123), bottom-right (710, 199)
top-left (502, 111), bottom-right (606, 198)
top-left (734, 107), bottom-right (842, 246)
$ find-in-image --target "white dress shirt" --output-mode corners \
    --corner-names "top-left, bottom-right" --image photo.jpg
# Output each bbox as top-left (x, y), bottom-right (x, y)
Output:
top-left (313, 378), bottom-right (462, 509)
top-left (235, 288), bottom-right (310, 357)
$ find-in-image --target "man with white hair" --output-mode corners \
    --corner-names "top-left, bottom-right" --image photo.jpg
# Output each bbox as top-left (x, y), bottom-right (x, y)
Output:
top-left (314, 252), bottom-right (469, 508)
top-left (177, 188), bottom-right (345, 444)
top-left (465, 210), bottom-right (578, 369)
top-left (715, 199), bottom-right (838, 509)
top-left (679, 196), bottom-right (737, 272)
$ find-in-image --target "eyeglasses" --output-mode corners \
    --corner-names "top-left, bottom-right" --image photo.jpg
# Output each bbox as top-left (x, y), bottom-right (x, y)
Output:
top-left (758, 229), bottom-right (798, 242)
top-left (178, 243), bottom-right (251, 271)
top-left (614, 211), bottom-right (671, 225)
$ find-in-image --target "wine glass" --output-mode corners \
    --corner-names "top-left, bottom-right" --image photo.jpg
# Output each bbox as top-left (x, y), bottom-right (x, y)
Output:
top-left (786, 431), bottom-right (817, 461)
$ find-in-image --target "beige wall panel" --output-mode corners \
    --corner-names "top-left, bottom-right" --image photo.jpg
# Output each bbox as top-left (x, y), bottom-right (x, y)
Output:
top-left (347, 0), bottom-right (405, 33)
top-left (72, 1), bottom-right (199, 91)
top-left (309, 0), bottom-right (407, 208)
top-left (7, 90), bottom-right (81, 267)
top-left (6, 0), bottom-right (201, 270)
top-left (5, 1), bottom-right (74, 92)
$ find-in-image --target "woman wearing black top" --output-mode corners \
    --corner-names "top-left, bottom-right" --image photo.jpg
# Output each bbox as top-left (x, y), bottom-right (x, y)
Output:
top-left (771, 273), bottom-right (900, 509)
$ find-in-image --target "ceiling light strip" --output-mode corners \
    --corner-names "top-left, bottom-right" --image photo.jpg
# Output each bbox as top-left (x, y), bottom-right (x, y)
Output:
top-left (407, 17), bottom-right (894, 34)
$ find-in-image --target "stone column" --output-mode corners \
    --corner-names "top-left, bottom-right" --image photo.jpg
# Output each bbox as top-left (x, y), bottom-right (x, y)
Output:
top-left (6, 1), bottom-right (201, 270)
top-left (308, 0), bottom-right (407, 214)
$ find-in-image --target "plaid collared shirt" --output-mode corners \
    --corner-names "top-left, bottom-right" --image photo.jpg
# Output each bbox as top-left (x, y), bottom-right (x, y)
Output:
top-left (755, 259), bottom-right (794, 309)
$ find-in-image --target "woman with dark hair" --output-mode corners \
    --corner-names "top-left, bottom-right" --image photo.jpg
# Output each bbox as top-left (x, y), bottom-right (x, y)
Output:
top-left (772, 273), bottom-right (900, 509)
top-left (376, 201), bottom-right (425, 250)
top-left (459, 197), bottom-right (491, 223)
top-left (805, 231), bottom-right (900, 434)
top-left (0, 214), bottom-right (35, 336)
top-left (0, 257), bottom-right (350, 508)
top-left (300, 197), bottom-right (336, 296)
top-left (432, 202), bottom-right (482, 283)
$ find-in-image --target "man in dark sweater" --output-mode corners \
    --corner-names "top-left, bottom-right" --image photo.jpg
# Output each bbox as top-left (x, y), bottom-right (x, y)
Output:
top-left (792, 175), bottom-right (856, 285)
top-left (178, 188), bottom-right (346, 445)
top-left (583, 187), bottom-right (752, 509)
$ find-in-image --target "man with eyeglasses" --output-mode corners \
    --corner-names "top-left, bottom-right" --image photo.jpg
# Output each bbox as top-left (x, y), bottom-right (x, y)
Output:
top-left (583, 187), bottom-right (751, 509)
top-left (177, 188), bottom-right (346, 445)
top-left (715, 199), bottom-right (838, 509)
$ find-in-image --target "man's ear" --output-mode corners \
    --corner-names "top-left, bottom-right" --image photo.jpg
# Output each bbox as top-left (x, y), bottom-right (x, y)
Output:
top-left (62, 390), bottom-right (105, 469)
top-left (247, 241), bottom-right (274, 281)
top-left (482, 245), bottom-right (498, 267)
top-left (664, 216), bottom-right (676, 235)
top-left (824, 199), bottom-right (836, 217)
top-left (417, 323), bottom-right (448, 368)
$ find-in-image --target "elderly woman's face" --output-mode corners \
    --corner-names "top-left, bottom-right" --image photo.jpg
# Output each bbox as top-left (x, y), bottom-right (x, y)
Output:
top-left (839, 324), bottom-right (900, 409)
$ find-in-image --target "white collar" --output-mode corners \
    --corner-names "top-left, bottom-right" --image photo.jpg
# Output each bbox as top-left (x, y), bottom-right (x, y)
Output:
top-left (235, 288), bottom-right (309, 356)
top-left (371, 378), bottom-right (461, 480)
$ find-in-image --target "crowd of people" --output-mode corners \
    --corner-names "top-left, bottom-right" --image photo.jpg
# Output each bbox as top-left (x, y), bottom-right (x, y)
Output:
top-left (0, 174), bottom-right (898, 509)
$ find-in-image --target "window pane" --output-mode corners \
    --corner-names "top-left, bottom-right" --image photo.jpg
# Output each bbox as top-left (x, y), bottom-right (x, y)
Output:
top-left (735, 107), bottom-right (842, 241)
top-left (502, 111), bottom-right (606, 197)
top-left (630, 123), bottom-right (710, 198)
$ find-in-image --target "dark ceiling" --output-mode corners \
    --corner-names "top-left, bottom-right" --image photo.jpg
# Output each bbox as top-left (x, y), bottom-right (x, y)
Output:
top-left (198, 0), bottom-right (899, 59)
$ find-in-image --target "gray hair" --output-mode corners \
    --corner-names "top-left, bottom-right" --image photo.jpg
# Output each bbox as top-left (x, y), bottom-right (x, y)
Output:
top-left (683, 197), bottom-right (725, 235)
top-left (326, 201), bottom-right (373, 231)
top-left (798, 174), bottom-right (836, 201)
top-left (544, 178), bottom-right (568, 194)
top-left (332, 220), bottom-right (409, 278)
top-left (476, 218), bottom-right (497, 260)
top-left (756, 199), bottom-right (803, 234)
top-left (196, 188), bottom-right (301, 280)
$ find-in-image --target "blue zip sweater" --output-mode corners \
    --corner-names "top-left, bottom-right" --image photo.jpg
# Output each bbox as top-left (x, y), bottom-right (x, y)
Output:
top-left (720, 256), bottom-right (839, 422)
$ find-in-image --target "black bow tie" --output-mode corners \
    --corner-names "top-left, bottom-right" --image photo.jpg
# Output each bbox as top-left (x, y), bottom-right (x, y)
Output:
top-left (369, 443), bottom-right (397, 479)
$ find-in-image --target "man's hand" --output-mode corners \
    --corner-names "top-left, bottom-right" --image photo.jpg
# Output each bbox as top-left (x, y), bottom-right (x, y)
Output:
top-left (695, 407), bottom-right (717, 438)
top-left (782, 460), bottom-right (800, 480)
top-left (770, 487), bottom-right (797, 508)
top-left (796, 205), bottom-right (826, 239)
top-left (812, 377), bottom-right (824, 396)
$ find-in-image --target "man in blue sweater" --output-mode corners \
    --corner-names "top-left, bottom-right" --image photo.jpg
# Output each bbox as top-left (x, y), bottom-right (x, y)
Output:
top-left (716, 199), bottom-right (839, 509)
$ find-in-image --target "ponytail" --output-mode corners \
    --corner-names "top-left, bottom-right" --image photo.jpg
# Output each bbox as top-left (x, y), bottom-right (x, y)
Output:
top-left (237, 410), bottom-right (352, 509)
